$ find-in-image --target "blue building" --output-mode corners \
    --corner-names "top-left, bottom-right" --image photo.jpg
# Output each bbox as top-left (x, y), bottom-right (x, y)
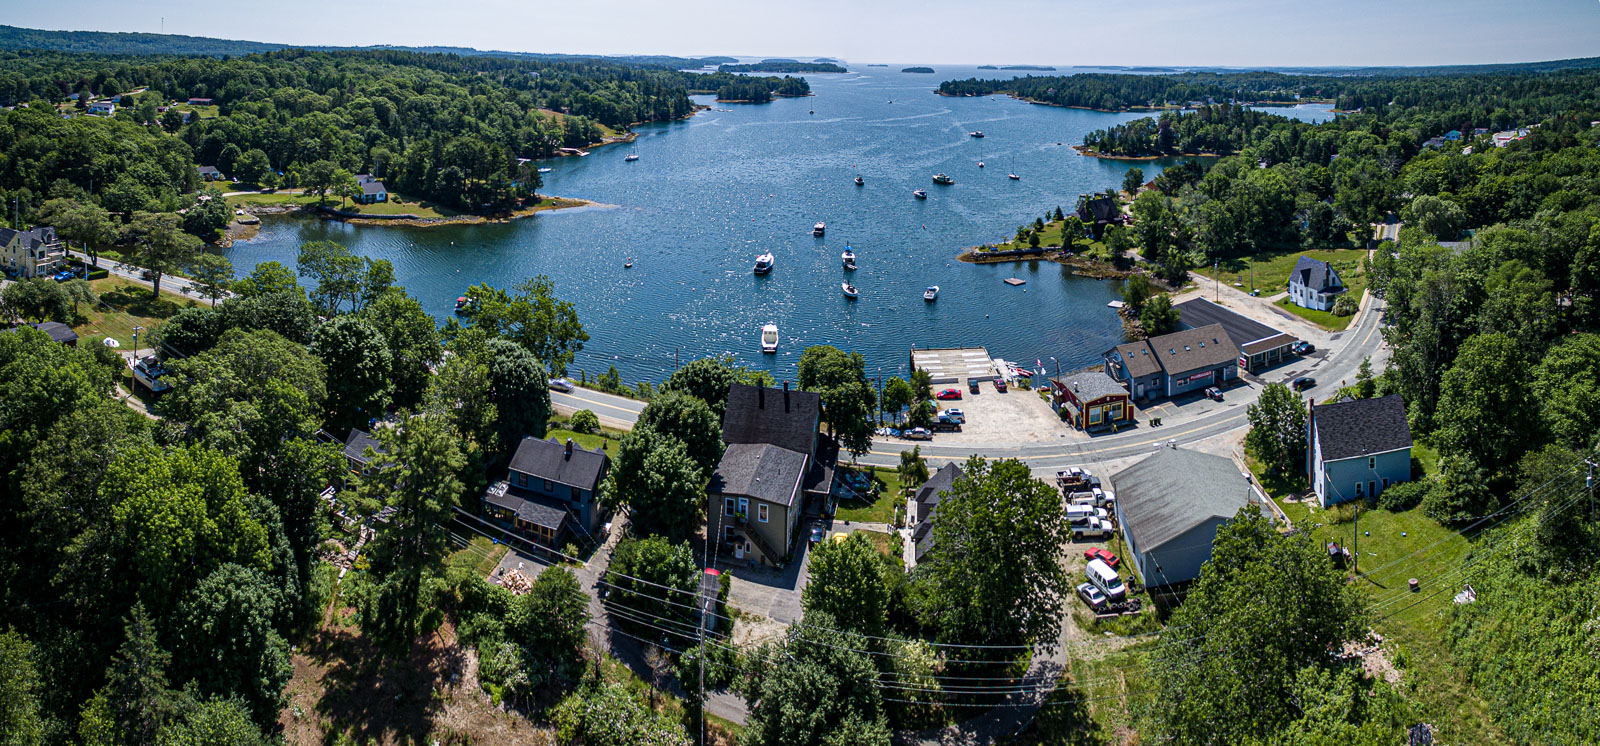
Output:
top-left (1308, 394), bottom-right (1413, 507)
top-left (483, 436), bottom-right (610, 547)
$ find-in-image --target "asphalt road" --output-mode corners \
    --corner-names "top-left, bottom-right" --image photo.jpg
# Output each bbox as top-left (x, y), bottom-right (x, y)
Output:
top-left (549, 293), bottom-right (1390, 470)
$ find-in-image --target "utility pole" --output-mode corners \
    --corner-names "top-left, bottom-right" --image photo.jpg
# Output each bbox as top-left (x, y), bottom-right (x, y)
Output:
top-left (1352, 499), bottom-right (1359, 577)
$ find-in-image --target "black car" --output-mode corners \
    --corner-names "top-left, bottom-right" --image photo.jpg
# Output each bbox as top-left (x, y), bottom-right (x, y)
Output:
top-left (1291, 376), bottom-right (1316, 391)
top-left (968, 379), bottom-right (980, 394)
top-left (1292, 341), bottom-right (1316, 355)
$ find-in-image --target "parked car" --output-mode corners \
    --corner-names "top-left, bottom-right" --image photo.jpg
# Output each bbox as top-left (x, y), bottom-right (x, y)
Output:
top-left (935, 388), bottom-right (962, 400)
top-left (1205, 386), bottom-right (1223, 401)
top-left (968, 379), bottom-right (981, 394)
top-left (1292, 341), bottom-right (1315, 354)
top-left (932, 416), bottom-right (962, 432)
top-left (903, 427), bottom-right (933, 440)
top-left (549, 377), bottom-right (574, 393)
top-left (1072, 517), bottom-right (1113, 540)
top-left (1084, 547), bottom-right (1120, 569)
top-left (1086, 558), bottom-right (1128, 601)
top-left (939, 408), bottom-right (965, 422)
top-left (994, 378), bottom-right (1008, 392)
top-left (1291, 376), bottom-right (1316, 391)
top-left (1076, 582), bottom-right (1109, 610)
top-left (809, 526), bottom-right (824, 546)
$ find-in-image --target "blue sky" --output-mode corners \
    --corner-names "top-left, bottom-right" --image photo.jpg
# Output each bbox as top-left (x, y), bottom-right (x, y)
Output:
top-left (6, 0), bottom-right (1599, 67)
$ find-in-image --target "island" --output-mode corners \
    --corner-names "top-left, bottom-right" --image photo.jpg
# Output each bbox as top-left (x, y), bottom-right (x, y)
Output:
top-left (718, 61), bottom-right (847, 74)
top-left (977, 64), bottom-right (1058, 71)
top-left (901, 66), bottom-right (936, 74)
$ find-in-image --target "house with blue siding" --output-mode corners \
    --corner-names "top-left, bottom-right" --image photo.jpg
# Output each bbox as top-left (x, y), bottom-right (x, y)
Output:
top-left (1308, 394), bottom-right (1413, 507)
top-left (483, 436), bottom-right (610, 547)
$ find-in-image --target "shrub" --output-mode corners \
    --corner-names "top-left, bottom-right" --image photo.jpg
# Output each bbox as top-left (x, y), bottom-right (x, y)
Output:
top-left (569, 409), bottom-right (600, 434)
top-left (1378, 480), bottom-right (1429, 512)
top-left (1332, 294), bottom-right (1358, 317)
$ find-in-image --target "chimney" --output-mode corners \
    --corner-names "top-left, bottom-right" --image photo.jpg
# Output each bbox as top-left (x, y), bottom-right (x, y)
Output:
top-left (783, 381), bottom-right (790, 413)
top-left (565, 438), bottom-right (574, 459)
top-left (758, 385), bottom-right (765, 409)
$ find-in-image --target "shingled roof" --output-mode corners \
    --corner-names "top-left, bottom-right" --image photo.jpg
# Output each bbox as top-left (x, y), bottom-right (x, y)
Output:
top-left (1291, 256), bottom-right (1343, 292)
top-left (1314, 394), bottom-right (1413, 462)
top-left (1112, 447), bottom-right (1252, 554)
top-left (344, 428), bottom-right (385, 466)
top-left (721, 383), bottom-right (820, 455)
top-left (1054, 371), bottom-right (1128, 403)
top-left (709, 442), bottom-right (808, 508)
top-left (508, 436), bottom-right (609, 491)
top-left (914, 462), bottom-right (964, 511)
top-left (1109, 340), bottom-right (1164, 378)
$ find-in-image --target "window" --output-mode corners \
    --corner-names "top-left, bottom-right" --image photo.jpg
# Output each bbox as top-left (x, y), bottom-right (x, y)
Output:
top-left (724, 498), bottom-right (736, 516)
top-left (738, 498), bottom-right (749, 517)
top-left (758, 504), bottom-right (769, 523)
top-left (571, 485), bottom-right (581, 501)
top-left (1355, 482), bottom-right (1364, 498)
top-left (1382, 478), bottom-right (1389, 489)
top-left (1088, 408), bottom-right (1102, 424)
top-left (542, 479), bottom-right (554, 492)
top-left (1368, 456), bottom-right (1376, 470)
top-left (1368, 480), bottom-right (1376, 497)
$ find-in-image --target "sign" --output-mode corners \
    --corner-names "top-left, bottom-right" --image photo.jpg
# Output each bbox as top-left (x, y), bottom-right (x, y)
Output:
top-left (1182, 369), bottom-right (1214, 385)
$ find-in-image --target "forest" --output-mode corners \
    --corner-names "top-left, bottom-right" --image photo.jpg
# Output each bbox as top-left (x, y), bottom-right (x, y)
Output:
top-left (0, 48), bottom-right (806, 215)
top-left (717, 61), bottom-right (846, 74)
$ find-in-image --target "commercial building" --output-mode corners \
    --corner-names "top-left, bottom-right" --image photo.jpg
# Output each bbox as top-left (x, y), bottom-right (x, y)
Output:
top-left (1104, 324), bottom-right (1239, 402)
top-left (1309, 394), bottom-right (1413, 507)
top-left (1173, 297), bottom-right (1298, 374)
top-left (1049, 370), bottom-right (1134, 432)
top-left (1111, 447), bottom-right (1255, 587)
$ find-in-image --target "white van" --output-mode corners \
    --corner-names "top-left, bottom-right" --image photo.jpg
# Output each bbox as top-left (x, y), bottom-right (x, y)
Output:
top-left (1065, 504), bottom-right (1100, 525)
top-left (1086, 558), bottom-right (1127, 601)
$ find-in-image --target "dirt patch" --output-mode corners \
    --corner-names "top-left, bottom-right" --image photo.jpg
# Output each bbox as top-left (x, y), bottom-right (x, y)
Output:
top-left (280, 605), bottom-right (552, 745)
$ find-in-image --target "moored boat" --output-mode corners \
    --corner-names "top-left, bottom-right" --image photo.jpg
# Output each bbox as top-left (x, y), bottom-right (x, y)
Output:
top-left (453, 295), bottom-right (473, 313)
top-left (969, 131), bottom-right (984, 138)
top-left (754, 253), bottom-right (774, 275)
top-left (761, 323), bottom-right (779, 353)
top-left (924, 285), bottom-right (940, 301)
top-left (932, 173), bottom-right (954, 185)
top-left (854, 175), bottom-right (864, 186)
top-left (841, 248), bottom-right (856, 268)
top-left (841, 282), bottom-right (859, 299)
top-left (913, 189), bottom-right (928, 199)
top-left (813, 222), bottom-right (826, 236)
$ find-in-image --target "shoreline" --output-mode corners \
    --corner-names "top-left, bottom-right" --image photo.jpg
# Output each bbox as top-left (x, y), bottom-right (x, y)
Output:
top-left (1070, 144), bottom-right (1227, 161)
top-left (221, 196), bottom-right (597, 243)
top-left (956, 246), bottom-right (1130, 280)
top-left (935, 90), bottom-right (1336, 115)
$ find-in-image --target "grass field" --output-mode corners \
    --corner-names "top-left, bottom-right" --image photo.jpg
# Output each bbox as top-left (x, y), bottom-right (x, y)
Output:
top-left (544, 427), bottom-right (622, 456)
top-left (833, 466), bottom-right (904, 524)
top-left (226, 191), bottom-right (462, 219)
top-left (71, 276), bottom-right (199, 349)
top-left (446, 536), bottom-right (509, 578)
top-left (1275, 295), bottom-right (1358, 330)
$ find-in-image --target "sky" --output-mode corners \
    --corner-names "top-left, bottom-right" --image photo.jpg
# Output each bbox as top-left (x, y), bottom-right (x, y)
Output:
top-left (5, 0), bottom-right (1600, 67)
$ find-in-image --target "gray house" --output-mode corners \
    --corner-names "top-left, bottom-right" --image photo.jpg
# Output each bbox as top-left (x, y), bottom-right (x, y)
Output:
top-left (342, 428), bottom-right (386, 475)
top-left (907, 462), bottom-right (965, 565)
top-left (1104, 324), bottom-right (1240, 402)
top-left (1309, 394), bottom-right (1413, 507)
top-left (1111, 447), bottom-right (1254, 588)
top-left (1288, 256), bottom-right (1345, 311)
top-left (484, 436), bottom-right (610, 547)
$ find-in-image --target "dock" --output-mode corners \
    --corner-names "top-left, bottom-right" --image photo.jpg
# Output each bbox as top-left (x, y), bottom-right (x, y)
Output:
top-left (1003, 277), bottom-right (1026, 286)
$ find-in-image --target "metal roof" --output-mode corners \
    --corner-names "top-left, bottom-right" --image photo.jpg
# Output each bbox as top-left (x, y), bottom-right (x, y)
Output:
top-left (1112, 447), bottom-right (1252, 554)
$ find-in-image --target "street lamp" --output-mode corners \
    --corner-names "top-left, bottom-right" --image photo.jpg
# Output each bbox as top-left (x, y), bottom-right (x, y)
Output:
top-left (131, 325), bottom-right (144, 359)
top-left (1049, 356), bottom-right (1060, 378)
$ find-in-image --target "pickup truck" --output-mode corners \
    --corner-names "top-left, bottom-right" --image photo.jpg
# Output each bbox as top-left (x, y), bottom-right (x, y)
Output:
top-left (1072, 517), bottom-right (1113, 540)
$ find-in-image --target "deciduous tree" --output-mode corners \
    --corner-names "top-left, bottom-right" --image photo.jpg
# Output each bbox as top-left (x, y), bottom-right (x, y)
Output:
top-left (1245, 382), bottom-right (1308, 479)
top-left (311, 315), bottom-right (394, 433)
top-left (802, 532), bottom-right (893, 636)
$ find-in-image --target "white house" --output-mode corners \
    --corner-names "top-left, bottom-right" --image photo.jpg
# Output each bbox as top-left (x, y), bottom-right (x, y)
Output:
top-left (86, 101), bottom-right (115, 116)
top-left (1309, 394), bottom-right (1413, 507)
top-left (1288, 255), bottom-right (1345, 312)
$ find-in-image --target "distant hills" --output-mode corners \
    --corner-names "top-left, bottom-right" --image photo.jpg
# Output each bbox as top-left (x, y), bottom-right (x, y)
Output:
top-left (720, 61), bottom-right (848, 74)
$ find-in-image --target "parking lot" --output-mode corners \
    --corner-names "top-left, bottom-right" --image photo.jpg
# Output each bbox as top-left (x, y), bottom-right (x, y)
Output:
top-left (929, 379), bottom-right (1070, 446)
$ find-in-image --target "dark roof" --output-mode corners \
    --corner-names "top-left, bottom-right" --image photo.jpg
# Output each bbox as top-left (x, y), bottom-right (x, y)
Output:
top-left (1290, 256), bottom-right (1343, 292)
top-left (483, 481), bottom-right (569, 531)
top-left (914, 462), bottom-right (965, 509)
top-left (1112, 447), bottom-right (1253, 553)
top-left (31, 322), bottom-right (78, 344)
top-left (1076, 196), bottom-right (1123, 224)
top-left (0, 226), bottom-right (59, 249)
top-left (1314, 394), bottom-right (1413, 462)
top-left (344, 428), bottom-right (385, 465)
top-left (1054, 371), bottom-right (1128, 403)
top-left (1173, 297), bottom-right (1289, 348)
top-left (1109, 340), bottom-right (1163, 378)
top-left (1241, 333), bottom-right (1297, 356)
top-left (1144, 324), bottom-right (1239, 376)
top-left (508, 436), bottom-right (609, 491)
top-left (360, 180), bottom-right (388, 195)
top-left (721, 383), bottom-right (820, 455)
top-left (802, 435), bottom-right (839, 495)
top-left (708, 443), bottom-right (808, 508)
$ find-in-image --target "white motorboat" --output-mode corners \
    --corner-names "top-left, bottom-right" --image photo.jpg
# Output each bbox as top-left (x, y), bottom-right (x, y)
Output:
top-left (913, 189), bottom-right (928, 199)
top-left (969, 131), bottom-right (984, 138)
top-left (932, 173), bottom-right (954, 185)
top-left (624, 153), bottom-right (639, 162)
top-left (813, 222), bottom-right (826, 236)
top-left (754, 253), bottom-right (774, 275)
top-left (841, 282), bottom-right (859, 299)
top-left (924, 285), bottom-right (940, 301)
top-left (761, 323), bottom-right (779, 353)
top-left (977, 161), bottom-right (985, 168)
top-left (854, 175), bottom-right (864, 186)
top-left (841, 248), bottom-right (856, 268)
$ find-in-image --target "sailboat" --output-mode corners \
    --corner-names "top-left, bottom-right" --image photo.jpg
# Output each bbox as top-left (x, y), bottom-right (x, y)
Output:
top-left (624, 142), bottom-right (639, 161)
top-left (1008, 156), bottom-right (1020, 180)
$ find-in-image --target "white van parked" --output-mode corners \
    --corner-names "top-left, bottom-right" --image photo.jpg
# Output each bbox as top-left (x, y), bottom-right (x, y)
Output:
top-left (1086, 558), bottom-right (1127, 600)
top-left (1065, 504), bottom-right (1103, 525)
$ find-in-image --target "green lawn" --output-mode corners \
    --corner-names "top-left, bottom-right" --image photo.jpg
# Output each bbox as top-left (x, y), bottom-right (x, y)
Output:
top-left (446, 536), bottom-right (509, 577)
top-left (544, 427), bottom-right (622, 457)
top-left (1275, 296), bottom-right (1359, 331)
top-left (226, 191), bottom-right (461, 219)
top-left (1021, 642), bottom-right (1154, 744)
top-left (1197, 248), bottom-right (1369, 294)
top-left (72, 276), bottom-right (199, 349)
top-left (969, 217), bottom-right (1116, 262)
top-left (833, 466), bottom-right (904, 524)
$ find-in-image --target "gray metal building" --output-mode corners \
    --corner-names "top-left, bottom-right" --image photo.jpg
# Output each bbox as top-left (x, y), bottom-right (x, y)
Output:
top-left (1111, 447), bottom-right (1255, 588)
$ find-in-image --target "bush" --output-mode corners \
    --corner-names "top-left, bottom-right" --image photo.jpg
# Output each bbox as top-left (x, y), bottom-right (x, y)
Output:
top-left (1378, 480), bottom-right (1429, 512)
top-left (569, 409), bottom-right (600, 434)
top-left (1332, 294), bottom-right (1358, 317)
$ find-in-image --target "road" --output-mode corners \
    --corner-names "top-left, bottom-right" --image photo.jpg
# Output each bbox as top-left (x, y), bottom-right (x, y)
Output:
top-left (550, 291), bottom-right (1390, 471)
top-left (68, 249), bottom-right (226, 302)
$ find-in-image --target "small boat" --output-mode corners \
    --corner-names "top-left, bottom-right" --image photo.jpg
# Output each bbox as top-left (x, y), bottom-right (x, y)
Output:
top-left (913, 189), bottom-right (928, 199)
top-left (969, 131), bottom-right (984, 138)
top-left (854, 176), bottom-right (864, 186)
top-left (754, 253), bottom-right (774, 275)
top-left (842, 249), bottom-right (856, 269)
top-left (813, 222), bottom-right (826, 236)
top-left (624, 258), bottom-right (634, 268)
top-left (841, 282), bottom-right (858, 299)
top-left (809, 110), bottom-right (814, 115)
top-left (977, 161), bottom-right (985, 168)
top-left (1008, 172), bottom-right (1020, 180)
top-left (932, 173), bottom-right (954, 185)
top-left (924, 285), bottom-right (940, 302)
top-left (453, 295), bottom-right (473, 314)
top-left (761, 323), bottom-right (779, 353)
top-left (624, 153), bottom-right (639, 162)
top-left (537, 167), bottom-right (553, 173)
top-left (1008, 156), bottom-right (1019, 180)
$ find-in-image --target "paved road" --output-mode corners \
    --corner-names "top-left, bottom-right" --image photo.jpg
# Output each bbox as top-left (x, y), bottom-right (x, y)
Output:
top-left (68, 249), bottom-right (226, 302)
top-left (549, 292), bottom-right (1390, 472)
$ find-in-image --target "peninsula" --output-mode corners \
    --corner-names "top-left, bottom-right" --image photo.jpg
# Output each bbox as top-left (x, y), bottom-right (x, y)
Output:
top-left (718, 61), bottom-right (847, 73)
